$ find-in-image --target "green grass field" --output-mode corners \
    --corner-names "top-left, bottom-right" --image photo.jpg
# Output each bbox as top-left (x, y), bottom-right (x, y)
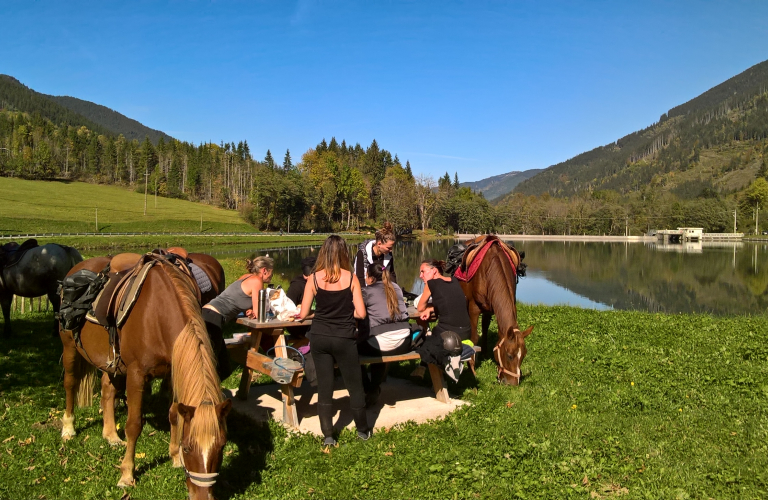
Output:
top-left (0, 177), bottom-right (254, 235)
top-left (1, 303), bottom-right (767, 499)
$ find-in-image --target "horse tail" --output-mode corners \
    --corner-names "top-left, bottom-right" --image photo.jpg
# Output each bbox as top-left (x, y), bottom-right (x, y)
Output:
top-left (63, 246), bottom-right (84, 267)
top-left (76, 364), bottom-right (98, 408)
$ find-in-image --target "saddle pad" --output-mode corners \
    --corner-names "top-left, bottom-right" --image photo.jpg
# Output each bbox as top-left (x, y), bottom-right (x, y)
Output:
top-left (189, 263), bottom-right (212, 293)
top-left (455, 239), bottom-right (518, 282)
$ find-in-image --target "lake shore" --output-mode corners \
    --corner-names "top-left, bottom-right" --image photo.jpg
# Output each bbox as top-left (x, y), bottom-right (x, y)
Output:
top-left (455, 233), bottom-right (656, 242)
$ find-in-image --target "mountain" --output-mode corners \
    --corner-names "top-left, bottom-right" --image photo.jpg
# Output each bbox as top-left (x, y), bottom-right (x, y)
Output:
top-left (47, 95), bottom-right (173, 144)
top-left (0, 75), bottom-right (111, 136)
top-left (511, 59), bottom-right (768, 200)
top-left (460, 169), bottom-right (542, 201)
top-left (0, 75), bottom-right (173, 144)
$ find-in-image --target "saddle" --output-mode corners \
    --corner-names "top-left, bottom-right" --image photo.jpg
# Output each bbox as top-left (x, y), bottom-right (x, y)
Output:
top-left (85, 253), bottom-right (171, 371)
top-left (453, 235), bottom-right (523, 282)
top-left (152, 247), bottom-right (211, 294)
top-left (0, 238), bottom-right (39, 268)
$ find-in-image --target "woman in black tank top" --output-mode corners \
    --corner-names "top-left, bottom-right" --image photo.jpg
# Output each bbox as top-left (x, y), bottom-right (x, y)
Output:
top-left (296, 235), bottom-right (369, 447)
top-left (417, 259), bottom-right (471, 340)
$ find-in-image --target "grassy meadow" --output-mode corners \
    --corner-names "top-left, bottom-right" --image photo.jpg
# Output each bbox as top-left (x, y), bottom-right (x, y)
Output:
top-left (0, 177), bottom-right (254, 235)
top-left (1, 304), bottom-right (767, 499)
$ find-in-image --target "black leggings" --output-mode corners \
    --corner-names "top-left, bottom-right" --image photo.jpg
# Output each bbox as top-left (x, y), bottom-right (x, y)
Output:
top-left (311, 333), bottom-right (366, 410)
top-left (358, 336), bottom-right (413, 392)
top-left (202, 308), bottom-right (232, 381)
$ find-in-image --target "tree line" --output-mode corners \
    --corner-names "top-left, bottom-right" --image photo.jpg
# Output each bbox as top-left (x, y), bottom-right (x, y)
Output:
top-left (2, 105), bottom-right (768, 235)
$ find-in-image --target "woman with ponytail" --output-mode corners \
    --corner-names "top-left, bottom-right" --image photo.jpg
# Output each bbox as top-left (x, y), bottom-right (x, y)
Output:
top-left (354, 221), bottom-right (397, 285)
top-left (358, 262), bottom-right (412, 406)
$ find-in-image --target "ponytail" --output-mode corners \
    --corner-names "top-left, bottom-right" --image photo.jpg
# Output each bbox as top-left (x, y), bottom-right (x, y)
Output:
top-left (367, 263), bottom-right (399, 320)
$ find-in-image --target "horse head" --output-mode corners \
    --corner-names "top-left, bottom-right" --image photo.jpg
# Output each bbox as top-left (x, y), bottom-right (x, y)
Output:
top-left (171, 399), bottom-right (232, 500)
top-left (494, 325), bottom-right (534, 385)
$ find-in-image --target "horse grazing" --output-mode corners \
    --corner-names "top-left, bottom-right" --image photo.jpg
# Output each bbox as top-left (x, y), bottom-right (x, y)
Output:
top-left (450, 235), bottom-right (533, 385)
top-left (59, 255), bottom-right (231, 498)
top-left (0, 240), bottom-right (82, 336)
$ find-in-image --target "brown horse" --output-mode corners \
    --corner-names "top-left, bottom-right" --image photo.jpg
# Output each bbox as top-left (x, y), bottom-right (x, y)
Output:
top-left (59, 256), bottom-right (231, 499)
top-left (188, 252), bottom-right (226, 305)
top-left (456, 235), bottom-right (534, 385)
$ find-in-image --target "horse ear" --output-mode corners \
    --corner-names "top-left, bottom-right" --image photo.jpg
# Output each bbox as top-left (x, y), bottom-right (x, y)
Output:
top-left (522, 325), bottom-right (534, 338)
top-left (216, 399), bottom-right (232, 421)
top-left (177, 403), bottom-right (196, 421)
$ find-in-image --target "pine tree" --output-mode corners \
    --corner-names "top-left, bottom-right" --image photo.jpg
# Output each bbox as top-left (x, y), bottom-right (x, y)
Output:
top-left (405, 160), bottom-right (413, 179)
top-left (283, 149), bottom-right (293, 172)
top-left (317, 138), bottom-right (328, 154)
top-left (265, 149), bottom-right (275, 169)
top-left (453, 172), bottom-right (460, 189)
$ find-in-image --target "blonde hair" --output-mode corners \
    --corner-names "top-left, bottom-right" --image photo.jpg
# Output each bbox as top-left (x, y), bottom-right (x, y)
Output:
top-left (368, 263), bottom-right (398, 320)
top-left (315, 235), bottom-right (351, 283)
top-left (246, 256), bottom-right (274, 274)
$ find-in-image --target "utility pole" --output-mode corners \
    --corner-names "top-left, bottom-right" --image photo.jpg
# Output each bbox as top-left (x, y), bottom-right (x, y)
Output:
top-left (95, 208), bottom-right (98, 233)
top-left (734, 208), bottom-right (737, 233)
top-left (756, 202), bottom-right (760, 235)
top-left (144, 171), bottom-right (150, 216)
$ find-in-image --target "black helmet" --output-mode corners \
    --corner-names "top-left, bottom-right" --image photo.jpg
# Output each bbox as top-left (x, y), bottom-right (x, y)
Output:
top-left (440, 330), bottom-right (463, 356)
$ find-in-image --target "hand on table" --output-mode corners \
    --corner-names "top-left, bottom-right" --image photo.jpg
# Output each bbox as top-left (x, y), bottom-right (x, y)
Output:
top-left (245, 309), bottom-right (257, 319)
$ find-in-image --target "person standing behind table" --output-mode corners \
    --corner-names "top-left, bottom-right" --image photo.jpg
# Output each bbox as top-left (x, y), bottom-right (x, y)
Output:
top-left (286, 256), bottom-right (317, 306)
top-left (354, 222), bottom-right (397, 285)
top-left (202, 256), bottom-right (274, 380)
top-left (358, 263), bottom-right (412, 407)
top-left (296, 235), bottom-right (370, 448)
top-left (412, 259), bottom-right (471, 378)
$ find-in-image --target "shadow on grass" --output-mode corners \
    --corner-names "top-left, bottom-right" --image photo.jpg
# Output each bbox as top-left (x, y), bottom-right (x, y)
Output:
top-left (0, 315), bottom-right (64, 393)
top-left (217, 411), bottom-right (274, 499)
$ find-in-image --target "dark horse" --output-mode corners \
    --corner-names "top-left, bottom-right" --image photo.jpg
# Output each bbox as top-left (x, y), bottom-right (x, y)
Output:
top-left (60, 256), bottom-right (231, 499)
top-left (0, 241), bottom-right (82, 336)
top-left (451, 235), bottom-right (533, 385)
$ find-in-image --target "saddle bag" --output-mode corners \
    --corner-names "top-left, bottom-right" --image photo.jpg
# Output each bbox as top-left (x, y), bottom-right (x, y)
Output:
top-left (57, 269), bottom-right (109, 333)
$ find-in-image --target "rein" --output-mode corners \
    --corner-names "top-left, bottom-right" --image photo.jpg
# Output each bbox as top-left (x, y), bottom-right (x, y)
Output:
top-left (493, 329), bottom-right (522, 382)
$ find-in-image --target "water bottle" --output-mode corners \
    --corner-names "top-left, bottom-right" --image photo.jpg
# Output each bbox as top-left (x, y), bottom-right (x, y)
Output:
top-left (258, 289), bottom-right (269, 322)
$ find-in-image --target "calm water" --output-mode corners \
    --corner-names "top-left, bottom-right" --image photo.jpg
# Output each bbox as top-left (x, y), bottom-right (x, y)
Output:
top-left (195, 238), bottom-right (768, 316)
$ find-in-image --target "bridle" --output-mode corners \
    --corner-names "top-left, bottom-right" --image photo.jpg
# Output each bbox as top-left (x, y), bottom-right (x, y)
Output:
top-left (493, 329), bottom-right (522, 383)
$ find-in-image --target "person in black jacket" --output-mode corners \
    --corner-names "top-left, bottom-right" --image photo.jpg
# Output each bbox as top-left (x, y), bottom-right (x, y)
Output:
top-left (354, 222), bottom-right (397, 285)
top-left (285, 256), bottom-right (317, 306)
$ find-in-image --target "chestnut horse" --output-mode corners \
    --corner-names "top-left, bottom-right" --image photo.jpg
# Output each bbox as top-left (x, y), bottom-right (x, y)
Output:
top-left (188, 252), bottom-right (226, 305)
top-left (59, 256), bottom-right (231, 499)
top-left (455, 235), bottom-right (533, 385)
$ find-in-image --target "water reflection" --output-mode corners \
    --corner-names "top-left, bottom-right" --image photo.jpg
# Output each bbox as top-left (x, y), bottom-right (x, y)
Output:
top-left (184, 237), bottom-right (768, 316)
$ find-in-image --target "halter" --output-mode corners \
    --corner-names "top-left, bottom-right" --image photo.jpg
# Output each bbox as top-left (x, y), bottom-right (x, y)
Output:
top-left (178, 400), bottom-right (219, 489)
top-left (179, 445), bottom-right (219, 488)
top-left (493, 329), bottom-right (521, 383)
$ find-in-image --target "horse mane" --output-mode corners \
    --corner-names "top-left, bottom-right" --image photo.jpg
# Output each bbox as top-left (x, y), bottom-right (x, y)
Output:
top-left (164, 260), bottom-right (223, 453)
top-left (483, 244), bottom-right (521, 339)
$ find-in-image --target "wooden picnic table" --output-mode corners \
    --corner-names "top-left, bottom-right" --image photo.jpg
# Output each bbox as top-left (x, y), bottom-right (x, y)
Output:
top-left (228, 307), bottom-right (476, 429)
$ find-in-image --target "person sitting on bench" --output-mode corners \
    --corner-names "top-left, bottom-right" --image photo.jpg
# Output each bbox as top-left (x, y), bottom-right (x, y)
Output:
top-left (358, 263), bottom-right (412, 407)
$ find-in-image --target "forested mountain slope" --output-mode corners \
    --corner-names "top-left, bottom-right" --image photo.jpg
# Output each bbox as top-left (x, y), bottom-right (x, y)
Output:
top-left (47, 95), bottom-right (173, 143)
top-left (512, 59), bottom-right (768, 200)
top-left (0, 75), bottom-right (111, 136)
top-left (460, 169), bottom-right (541, 201)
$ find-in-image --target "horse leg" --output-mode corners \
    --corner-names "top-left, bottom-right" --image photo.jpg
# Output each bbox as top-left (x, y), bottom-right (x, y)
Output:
top-left (0, 293), bottom-right (12, 337)
top-left (118, 368), bottom-right (146, 487)
top-left (168, 402), bottom-right (182, 468)
top-left (101, 373), bottom-right (125, 446)
top-left (60, 336), bottom-right (82, 441)
top-left (48, 291), bottom-right (61, 337)
top-left (467, 301), bottom-right (482, 376)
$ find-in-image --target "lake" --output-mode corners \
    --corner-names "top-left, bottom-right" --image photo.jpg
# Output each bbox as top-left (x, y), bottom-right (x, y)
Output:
top-left (195, 238), bottom-right (768, 316)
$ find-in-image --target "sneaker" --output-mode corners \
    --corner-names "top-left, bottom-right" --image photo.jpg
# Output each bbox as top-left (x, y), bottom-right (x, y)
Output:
top-left (357, 430), bottom-right (372, 440)
top-left (323, 436), bottom-right (338, 448)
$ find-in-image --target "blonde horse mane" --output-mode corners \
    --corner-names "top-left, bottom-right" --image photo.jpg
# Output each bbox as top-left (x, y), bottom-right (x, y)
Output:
top-left (162, 260), bottom-right (223, 454)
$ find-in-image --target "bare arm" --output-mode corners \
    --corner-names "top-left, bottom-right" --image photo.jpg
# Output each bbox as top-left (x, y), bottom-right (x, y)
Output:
top-left (242, 276), bottom-right (262, 319)
top-left (351, 275), bottom-right (367, 320)
top-left (297, 275), bottom-right (316, 320)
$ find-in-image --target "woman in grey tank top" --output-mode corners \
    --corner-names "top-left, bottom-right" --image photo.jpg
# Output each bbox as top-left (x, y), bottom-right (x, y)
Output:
top-left (203, 256), bottom-right (274, 379)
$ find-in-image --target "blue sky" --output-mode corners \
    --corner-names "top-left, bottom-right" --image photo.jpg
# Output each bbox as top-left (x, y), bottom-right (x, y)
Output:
top-left (2, 0), bottom-right (767, 182)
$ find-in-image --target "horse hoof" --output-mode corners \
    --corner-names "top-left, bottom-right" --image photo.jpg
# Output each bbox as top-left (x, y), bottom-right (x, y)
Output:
top-left (105, 436), bottom-right (126, 447)
top-left (61, 433), bottom-right (74, 442)
top-left (117, 476), bottom-right (135, 488)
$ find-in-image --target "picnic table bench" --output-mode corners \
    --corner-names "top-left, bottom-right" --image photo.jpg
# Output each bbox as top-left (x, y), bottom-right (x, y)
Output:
top-left (227, 308), bottom-right (479, 429)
